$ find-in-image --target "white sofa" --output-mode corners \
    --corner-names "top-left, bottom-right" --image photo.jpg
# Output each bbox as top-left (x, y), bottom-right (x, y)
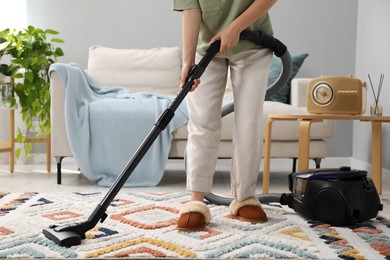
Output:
top-left (50, 46), bottom-right (335, 184)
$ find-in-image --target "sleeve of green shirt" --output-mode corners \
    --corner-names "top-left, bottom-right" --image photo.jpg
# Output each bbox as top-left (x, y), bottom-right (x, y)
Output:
top-left (172, 0), bottom-right (200, 11)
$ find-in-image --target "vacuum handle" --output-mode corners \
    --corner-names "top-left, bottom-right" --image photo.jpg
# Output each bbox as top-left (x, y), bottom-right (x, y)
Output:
top-left (168, 40), bottom-right (221, 112)
top-left (187, 40), bottom-right (221, 82)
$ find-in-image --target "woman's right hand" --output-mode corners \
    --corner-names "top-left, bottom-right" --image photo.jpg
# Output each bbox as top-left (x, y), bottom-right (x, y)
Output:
top-left (180, 63), bottom-right (201, 92)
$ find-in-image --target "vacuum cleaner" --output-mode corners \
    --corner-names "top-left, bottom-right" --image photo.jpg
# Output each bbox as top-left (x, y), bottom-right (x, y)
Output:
top-left (206, 166), bottom-right (382, 226)
top-left (42, 30), bottom-right (292, 247)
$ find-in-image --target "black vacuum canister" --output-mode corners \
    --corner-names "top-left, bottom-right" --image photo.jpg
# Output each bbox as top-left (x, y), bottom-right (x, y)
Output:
top-left (288, 166), bottom-right (382, 226)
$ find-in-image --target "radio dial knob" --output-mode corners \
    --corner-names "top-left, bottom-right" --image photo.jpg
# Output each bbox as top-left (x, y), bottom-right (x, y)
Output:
top-left (313, 83), bottom-right (334, 105)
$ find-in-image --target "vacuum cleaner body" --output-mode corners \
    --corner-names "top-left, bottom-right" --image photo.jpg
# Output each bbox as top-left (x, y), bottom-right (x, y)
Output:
top-left (287, 167), bottom-right (382, 226)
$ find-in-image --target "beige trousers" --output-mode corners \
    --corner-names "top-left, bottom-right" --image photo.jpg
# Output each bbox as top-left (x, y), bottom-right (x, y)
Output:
top-left (186, 48), bottom-right (273, 201)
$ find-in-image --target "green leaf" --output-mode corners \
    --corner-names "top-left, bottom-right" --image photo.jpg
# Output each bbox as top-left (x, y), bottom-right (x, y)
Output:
top-left (13, 73), bottom-right (23, 79)
top-left (27, 25), bottom-right (35, 32)
top-left (24, 71), bottom-right (34, 82)
top-left (0, 28), bottom-right (10, 37)
top-left (54, 47), bottom-right (64, 57)
top-left (15, 148), bottom-right (21, 159)
top-left (10, 97), bottom-right (16, 107)
top-left (45, 29), bottom-right (59, 35)
top-left (35, 28), bottom-right (44, 34)
top-left (26, 143), bottom-right (33, 154)
top-left (51, 38), bottom-right (64, 43)
top-left (19, 59), bottom-right (29, 68)
top-left (16, 131), bottom-right (24, 143)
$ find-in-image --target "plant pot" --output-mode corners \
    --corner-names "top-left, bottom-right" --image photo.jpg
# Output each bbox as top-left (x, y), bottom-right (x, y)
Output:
top-left (0, 82), bottom-right (14, 108)
top-left (0, 73), bottom-right (5, 83)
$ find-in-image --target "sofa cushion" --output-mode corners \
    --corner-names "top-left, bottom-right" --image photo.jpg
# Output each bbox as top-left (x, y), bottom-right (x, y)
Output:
top-left (87, 46), bottom-right (181, 96)
top-left (265, 53), bottom-right (309, 104)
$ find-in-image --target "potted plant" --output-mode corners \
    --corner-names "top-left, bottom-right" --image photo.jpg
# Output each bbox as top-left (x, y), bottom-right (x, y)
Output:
top-left (0, 34), bottom-right (10, 91)
top-left (0, 26), bottom-right (64, 158)
top-left (0, 37), bottom-right (14, 108)
top-left (0, 81), bottom-right (14, 107)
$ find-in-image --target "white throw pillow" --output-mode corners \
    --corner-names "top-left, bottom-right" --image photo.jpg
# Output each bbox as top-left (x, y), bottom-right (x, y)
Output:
top-left (87, 46), bottom-right (182, 96)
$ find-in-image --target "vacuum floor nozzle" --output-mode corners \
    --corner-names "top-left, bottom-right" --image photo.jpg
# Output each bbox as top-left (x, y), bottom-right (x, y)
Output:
top-left (42, 225), bottom-right (83, 247)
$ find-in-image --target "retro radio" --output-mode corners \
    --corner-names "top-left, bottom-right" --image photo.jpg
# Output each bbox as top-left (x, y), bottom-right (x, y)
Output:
top-left (306, 76), bottom-right (367, 115)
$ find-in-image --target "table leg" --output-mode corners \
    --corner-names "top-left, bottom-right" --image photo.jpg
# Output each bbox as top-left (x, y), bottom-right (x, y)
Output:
top-left (10, 109), bottom-right (14, 173)
top-left (46, 134), bottom-right (51, 173)
top-left (371, 121), bottom-right (382, 194)
top-left (297, 120), bottom-right (313, 171)
top-left (262, 118), bottom-right (274, 194)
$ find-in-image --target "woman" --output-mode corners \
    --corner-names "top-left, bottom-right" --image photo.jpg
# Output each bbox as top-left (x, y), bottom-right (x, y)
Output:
top-left (173, 0), bottom-right (277, 232)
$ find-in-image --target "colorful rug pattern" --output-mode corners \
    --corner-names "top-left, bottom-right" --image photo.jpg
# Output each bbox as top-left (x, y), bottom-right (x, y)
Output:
top-left (0, 191), bottom-right (390, 259)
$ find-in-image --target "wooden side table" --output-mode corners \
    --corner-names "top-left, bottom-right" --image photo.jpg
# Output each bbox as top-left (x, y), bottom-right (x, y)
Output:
top-left (263, 114), bottom-right (390, 194)
top-left (0, 109), bottom-right (15, 172)
top-left (22, 134), bottom-right (51, 173)
top-left (0, 108), bottom-right (51, 173)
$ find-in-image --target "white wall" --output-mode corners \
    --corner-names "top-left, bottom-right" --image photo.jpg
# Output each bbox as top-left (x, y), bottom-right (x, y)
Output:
top-left (0, 0), bottom-right (27, 29)
top-left (1, 0), bottom-right (360, 161)
top-left (270, 0), bottom-right (358, 158)
top-left (25, 0), bottom-right (183, 67)
top-left (354, 0), bottom-right (390, 171)
top-left (270, 0), bottom-right (358, 77)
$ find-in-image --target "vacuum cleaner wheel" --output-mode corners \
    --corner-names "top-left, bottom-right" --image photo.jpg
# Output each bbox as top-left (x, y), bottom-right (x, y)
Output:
top-left (313, 189), bottom-right (347, 226)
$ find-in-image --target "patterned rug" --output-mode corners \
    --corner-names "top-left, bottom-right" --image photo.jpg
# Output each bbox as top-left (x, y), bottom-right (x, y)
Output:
top-left (1, 191), bottom-right (390, 259)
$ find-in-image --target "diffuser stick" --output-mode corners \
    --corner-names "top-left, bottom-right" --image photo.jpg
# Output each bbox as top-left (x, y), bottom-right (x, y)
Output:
top-left (368, 74), bottom-right (378, 103)
top-left (377, 74), bottom-right (384, 104)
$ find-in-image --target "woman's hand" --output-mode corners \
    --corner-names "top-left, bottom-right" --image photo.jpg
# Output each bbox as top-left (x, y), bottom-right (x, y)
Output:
top-left (180, 63), bottom-right (201, 92)
top-left (209, 24), bottom-right (241, 55)
top-left (210, 0), bottom-right (277, 55)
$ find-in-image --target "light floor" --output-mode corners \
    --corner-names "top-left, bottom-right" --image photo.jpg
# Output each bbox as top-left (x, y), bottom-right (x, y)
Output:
top-left (1, 158), bottom-right (389, 197)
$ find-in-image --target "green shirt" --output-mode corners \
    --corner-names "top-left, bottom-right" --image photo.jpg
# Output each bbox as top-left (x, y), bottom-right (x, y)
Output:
top-left (173, 0), bottom-right (273, 57)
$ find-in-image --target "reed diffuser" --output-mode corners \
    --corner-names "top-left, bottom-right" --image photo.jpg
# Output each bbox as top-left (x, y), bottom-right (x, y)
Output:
top-left (368, 73), bottom-right (384, 116)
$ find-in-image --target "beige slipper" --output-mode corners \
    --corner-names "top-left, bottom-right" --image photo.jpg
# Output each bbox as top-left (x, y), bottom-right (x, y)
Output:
top-left (229, 196), bottom-right (268, 223)
top-left (177, 201), bottom-right (211, 232)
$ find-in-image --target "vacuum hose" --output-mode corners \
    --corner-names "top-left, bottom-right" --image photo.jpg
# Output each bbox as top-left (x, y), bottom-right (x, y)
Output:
top-left (205, 193), bottom-right (290, 206)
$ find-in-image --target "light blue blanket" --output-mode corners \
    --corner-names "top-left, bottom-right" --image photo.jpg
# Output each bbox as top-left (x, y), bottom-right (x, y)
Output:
top-left (50, 63), bottom-right (188, 187)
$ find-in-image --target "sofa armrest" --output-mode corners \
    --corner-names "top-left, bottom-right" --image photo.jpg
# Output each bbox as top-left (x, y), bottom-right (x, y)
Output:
top-left (50, 71), bottom-right (73, 157)
top-left (290, 78), bottom-right (311, 108)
